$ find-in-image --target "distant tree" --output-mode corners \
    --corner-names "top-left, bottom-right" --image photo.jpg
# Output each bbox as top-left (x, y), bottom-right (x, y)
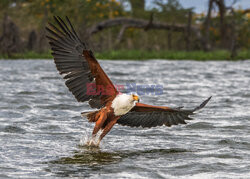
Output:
top-left (0, 15), bottom-right (22, 56)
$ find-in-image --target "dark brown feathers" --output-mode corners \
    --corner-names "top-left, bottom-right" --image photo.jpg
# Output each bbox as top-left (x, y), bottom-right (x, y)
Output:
top-left (46, 16), bottom-right (118, 108)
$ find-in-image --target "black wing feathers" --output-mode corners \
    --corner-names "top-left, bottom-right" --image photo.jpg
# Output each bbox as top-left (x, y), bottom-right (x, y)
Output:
top-left (46, 16), bottom-right (97, 104)
top-left (117, 97), bottom-right (211, 128)
top-left (117, 111), bottom-right (189, 128)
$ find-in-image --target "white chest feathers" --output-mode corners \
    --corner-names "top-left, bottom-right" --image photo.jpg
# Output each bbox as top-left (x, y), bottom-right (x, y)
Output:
top-left (111, 94), bottom-right (136, 116)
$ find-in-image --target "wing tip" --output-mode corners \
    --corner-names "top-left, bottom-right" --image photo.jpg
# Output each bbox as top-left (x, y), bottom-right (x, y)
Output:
top-left (193, 96), bottom-right (212, 112)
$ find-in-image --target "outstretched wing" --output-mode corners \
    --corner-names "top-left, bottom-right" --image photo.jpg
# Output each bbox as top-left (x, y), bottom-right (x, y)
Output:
top-left (46, 16), bottom-right (118, 108)
top-left (117, 96), bottom-right (211, 128)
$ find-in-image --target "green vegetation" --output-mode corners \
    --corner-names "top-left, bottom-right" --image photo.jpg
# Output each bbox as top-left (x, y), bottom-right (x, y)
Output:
top-left (0, 51), bottom-right (52, 59)
top-left (1, 50), bottom-right (249, 60)
top-left (95, 50), bottom-right (250, 60)
top-left (0, 0), bottom-right (249, 60)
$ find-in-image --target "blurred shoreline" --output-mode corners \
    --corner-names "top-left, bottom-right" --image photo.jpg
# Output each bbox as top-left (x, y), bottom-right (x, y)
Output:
top-left (1, 50), bottom-right (249, 60)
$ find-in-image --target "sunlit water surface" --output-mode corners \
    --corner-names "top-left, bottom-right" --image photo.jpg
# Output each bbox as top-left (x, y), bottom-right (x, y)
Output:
top-left (0, 59), bottom-right (250, 178)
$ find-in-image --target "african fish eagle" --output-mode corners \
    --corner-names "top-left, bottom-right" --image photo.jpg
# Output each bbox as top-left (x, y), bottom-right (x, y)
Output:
top-left (46, 16), bottom-right (211, 146)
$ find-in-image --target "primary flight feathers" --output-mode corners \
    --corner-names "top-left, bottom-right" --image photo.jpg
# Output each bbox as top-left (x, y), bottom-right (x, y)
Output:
top-left (46, 16), bottom-right (118, 109)
top-left (46, 16), bottom-right (211, 145)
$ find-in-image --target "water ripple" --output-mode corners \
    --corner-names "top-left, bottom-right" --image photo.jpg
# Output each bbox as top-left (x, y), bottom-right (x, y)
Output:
top-left (0, 59), bottom-right (250, 178)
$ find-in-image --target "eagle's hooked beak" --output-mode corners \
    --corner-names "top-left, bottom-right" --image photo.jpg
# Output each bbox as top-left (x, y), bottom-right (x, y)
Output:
top-left (132, 94), bottom-right (140, 102)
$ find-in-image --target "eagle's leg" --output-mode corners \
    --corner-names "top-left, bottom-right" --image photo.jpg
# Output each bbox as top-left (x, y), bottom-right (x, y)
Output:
top-left (93, 112), bottom-right (107, 136)
top-left (88, 109), bottom-right (107, 145)
top-left (97, 119), bottom-right (117, 145)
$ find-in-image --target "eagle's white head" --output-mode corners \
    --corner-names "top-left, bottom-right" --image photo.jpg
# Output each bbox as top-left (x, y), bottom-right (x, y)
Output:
top-left (111, 94), bottom-right (140, 116)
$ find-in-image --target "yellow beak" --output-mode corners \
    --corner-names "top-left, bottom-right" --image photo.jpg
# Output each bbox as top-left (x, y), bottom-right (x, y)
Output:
top-left (132, 95), bottom-right (139, 102)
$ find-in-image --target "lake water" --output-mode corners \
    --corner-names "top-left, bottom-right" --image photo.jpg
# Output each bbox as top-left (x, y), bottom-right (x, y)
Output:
top-left (0, 59), bottom-right (250, 178)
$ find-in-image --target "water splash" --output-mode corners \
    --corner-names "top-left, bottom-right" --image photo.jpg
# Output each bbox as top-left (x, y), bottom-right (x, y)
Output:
top-left (79, 130), bottom-right (103, 147)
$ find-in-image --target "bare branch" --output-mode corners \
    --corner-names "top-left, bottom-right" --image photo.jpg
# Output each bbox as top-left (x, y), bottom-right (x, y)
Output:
top-left (88, 17), bottom-right (200, 35)
top-left (87, 17), bottom-right (205, 48)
